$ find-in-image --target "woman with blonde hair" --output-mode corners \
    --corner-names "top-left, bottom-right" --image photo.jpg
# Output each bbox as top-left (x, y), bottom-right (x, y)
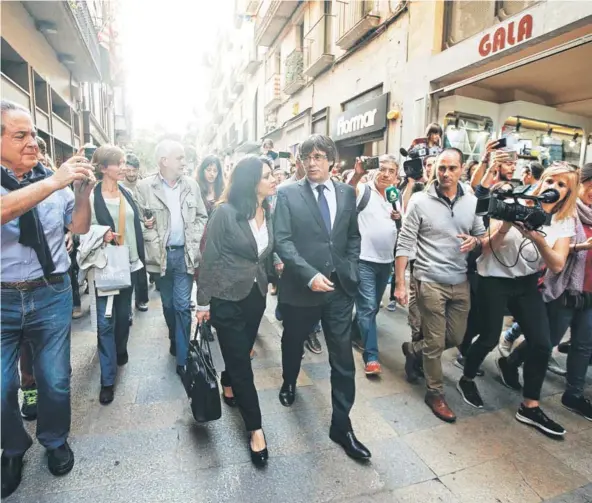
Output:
top-left (457, 162), bottom-right (579, 437)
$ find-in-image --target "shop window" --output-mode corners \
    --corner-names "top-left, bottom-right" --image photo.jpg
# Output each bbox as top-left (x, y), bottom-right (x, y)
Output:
top-left (1, 39), bottom-right (30, 92)
top-left (496, 0), bottom-right (538, 20)
top-left (443, 113), bottom-right (493, 162)
top-left (444, 1), bottom-right (496, 48)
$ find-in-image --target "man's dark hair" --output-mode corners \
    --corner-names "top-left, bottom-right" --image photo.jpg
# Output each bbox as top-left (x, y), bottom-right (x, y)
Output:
top-left (125, 152), bottom-right (140, 169)
top-left (527, 162), bottom-right (544, 181)
top-left (299, 134), bottom-right (338, 167)
top-left (438, 147), bottom-right (464, 166)
top-left (1, 99), bottom-right (30, 135)
top-left (198, 154), bottom-right (224, 202)
top-left (36, 136), bottom-right (47, 155)
top-left (221, 155), bottom-right (268, 220)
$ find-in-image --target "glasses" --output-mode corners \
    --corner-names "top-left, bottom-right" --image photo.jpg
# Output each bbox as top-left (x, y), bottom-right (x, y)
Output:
top-left (302, 154), bottom-right (328, 165)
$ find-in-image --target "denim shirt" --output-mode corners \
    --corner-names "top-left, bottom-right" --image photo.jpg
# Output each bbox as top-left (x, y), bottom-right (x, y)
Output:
top-left (1, 167), bottom-right (75, 282)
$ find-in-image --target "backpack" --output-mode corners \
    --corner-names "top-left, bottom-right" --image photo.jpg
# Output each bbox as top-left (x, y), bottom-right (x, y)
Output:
top-left (356, 184), bottom-right (372, 213)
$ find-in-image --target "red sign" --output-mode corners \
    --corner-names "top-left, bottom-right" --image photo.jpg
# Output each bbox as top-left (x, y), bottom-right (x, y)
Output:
top-left (479, 14), bottom-right (533, 58)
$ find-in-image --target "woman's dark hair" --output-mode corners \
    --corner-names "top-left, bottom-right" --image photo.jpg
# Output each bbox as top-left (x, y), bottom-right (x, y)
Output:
top-left (198, 154), bottom-right (224, 201)
top-left (299, 134), bottom-right (338, 168)
top-left (219, 155), bottom-right (268, 220)
top-left (425, 122), bottom-right (443, 139)
top-left (526, 161), bottom-right (544, 181)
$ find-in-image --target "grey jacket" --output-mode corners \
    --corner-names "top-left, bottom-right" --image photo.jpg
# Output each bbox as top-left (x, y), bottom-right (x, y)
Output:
top-left (396, 183), bottom-right (485, 285)
top-left (196, 203), bottom-right (273, 306)
top-left (135, 174), bottom-right (208, 275)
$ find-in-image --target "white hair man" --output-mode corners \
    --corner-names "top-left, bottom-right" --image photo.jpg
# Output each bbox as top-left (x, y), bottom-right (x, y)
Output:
top-left (135, 140), bottom-right (208, 376)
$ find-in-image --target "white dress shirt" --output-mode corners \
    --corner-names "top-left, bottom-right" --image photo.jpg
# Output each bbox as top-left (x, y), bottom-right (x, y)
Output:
top-left (248, 218), bottom-right (269, 257)
top-left (307, 178), bottom-right (337, 229)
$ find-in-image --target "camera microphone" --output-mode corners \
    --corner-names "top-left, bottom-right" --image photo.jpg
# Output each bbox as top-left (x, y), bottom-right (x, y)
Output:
top-left (537, 188), bottom-right (560, 204)
top-left (399, 147), bottom-right (409, 157)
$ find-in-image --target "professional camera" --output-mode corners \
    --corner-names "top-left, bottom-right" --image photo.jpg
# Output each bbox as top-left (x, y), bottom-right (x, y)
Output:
top-left (475, 186), bottom-right (560, 230)
top-left (400, 137), bottom-right (442, 179)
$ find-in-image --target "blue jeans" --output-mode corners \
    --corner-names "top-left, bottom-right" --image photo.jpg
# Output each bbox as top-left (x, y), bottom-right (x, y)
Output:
top-left (159, 247), bottom-right (193, 366)
top-left (1, 275), bottom-right (72, 456)
top-left (355, 260), bottom-right (391, 363)
top-left (96, 284), bottom-right (133, 386)
top-left (547, 298), bottom-right (592, 397)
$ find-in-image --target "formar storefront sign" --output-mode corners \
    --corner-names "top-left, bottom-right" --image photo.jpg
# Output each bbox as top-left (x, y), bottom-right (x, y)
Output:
top-left (333, 94), bottom-right (388, 142)
top-left (478, 14), bottom-right (533, 58)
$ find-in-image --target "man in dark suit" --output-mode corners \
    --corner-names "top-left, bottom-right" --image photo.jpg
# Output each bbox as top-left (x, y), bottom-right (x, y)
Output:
top-left (274, 134), bottom-right (371, 460)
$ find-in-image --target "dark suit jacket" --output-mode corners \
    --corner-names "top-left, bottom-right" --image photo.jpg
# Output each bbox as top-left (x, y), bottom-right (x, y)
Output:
top-left (274, 179), bottom-right (361, 307)
top-left (196, 203), bottom-right (273, 306)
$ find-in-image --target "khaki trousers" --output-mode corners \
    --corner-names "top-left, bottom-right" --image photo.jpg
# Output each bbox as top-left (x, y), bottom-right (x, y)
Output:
top-left (411, 280), bottom-right (470, 395)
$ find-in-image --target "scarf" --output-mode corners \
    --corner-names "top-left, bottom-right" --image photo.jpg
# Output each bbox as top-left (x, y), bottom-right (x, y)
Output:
top-left (1, 163), bottom-right (56, 277)
top-left (543, 199), bottom-right (592, 301)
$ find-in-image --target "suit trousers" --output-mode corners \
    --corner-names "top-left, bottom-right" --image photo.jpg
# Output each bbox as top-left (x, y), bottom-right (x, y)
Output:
top-left (211, 284), bottom-right (266, 432)
top-left (280, 283), bottom-right (356, 432)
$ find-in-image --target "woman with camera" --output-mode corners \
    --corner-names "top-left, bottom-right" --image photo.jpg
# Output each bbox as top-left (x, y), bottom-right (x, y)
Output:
top-left (85, 145), bottom-right (146, 405)
top-left (457, 163), bottom-right (579, 436)
top-left (195, 156), bottom-right (276, 466)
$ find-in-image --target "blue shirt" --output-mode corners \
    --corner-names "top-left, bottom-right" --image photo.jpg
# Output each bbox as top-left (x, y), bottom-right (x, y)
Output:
top-left (160, 176), bottom-right (185, 247)
top-left (1, 167), bottom-right (75, 281)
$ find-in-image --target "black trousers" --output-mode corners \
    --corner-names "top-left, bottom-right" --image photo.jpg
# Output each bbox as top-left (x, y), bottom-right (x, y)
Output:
top-left (132, 270), bottom-right (149, 305)
top-left (463, 274), bottom-right (551, 400)
top-left (280, 282), bottom-right (356, 432)
top-left (458, 272), bottom-right (480, 356)
top-left (211, 285), bottom-right (266, 432)
top-left (69, 244), bottom-right (81, 308)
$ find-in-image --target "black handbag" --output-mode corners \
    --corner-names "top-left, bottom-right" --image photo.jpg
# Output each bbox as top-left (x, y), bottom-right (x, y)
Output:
top-left (182, 323), bottom-right (221, 423)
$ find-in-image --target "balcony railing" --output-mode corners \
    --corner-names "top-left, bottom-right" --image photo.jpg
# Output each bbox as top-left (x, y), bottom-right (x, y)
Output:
top-left (304, 15), bottom-right (335, 78)
top-left (264, 74), bottom-right (281, 110)
top-left (1, 74), bottom-right (30, 110)
top-left (35, 108), bottom-right (50, 133)
top-left (66, 0), bottom-right (101, 71)
top-left (243, 44), bottom-right (262, 75)
top-left (255, 0), bottom-right (300, 47)
top-left (283, 49), bottom-right (305, 95)
top-left (336, 0), bottom-right (380, 50)
top-left (52, 113), bottom-right (73, 146)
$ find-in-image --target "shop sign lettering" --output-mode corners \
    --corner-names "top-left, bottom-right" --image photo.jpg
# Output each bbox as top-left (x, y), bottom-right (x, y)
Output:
top-left (337, 109), bottom-right (378, 137)
top-left (479, 14), bottom-right (533, 58)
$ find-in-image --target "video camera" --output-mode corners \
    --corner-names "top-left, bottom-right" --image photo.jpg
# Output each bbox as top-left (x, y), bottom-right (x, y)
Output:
top-left (400, 137), bottom-right (442, 180)
top-left (475, 186), bottom-right (560, 230)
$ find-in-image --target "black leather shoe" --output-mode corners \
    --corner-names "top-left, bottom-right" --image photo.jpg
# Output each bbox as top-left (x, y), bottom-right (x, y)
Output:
top-left (116, 351), bottom-right (129, 366)
top-left (169, 341), bottom-right (176, 357)
top-left (249, 432), bottom-right (268, 467)
top-left (47, 442), bottom-right (74, 476)
top-left (135, 302), bottom-right (149, 312)
top-left (99, 385), bottom-right (114, 405)
top-left (176, 366), bottom-right (185, 379)
top-left (329, 428), bottom-right (371, 460)
top-left (1, 453), bottom-right (24, 498)
top-left (279, 382), bottom-right (296, 407)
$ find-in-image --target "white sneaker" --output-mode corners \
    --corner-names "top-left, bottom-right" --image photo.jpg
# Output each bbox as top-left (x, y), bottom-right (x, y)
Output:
top-left (498, 337), bottom-right (513, 358)
top-left (548, 356), bottom-right (567, 377)
top-left (387, 301), bottom-right (397, 312)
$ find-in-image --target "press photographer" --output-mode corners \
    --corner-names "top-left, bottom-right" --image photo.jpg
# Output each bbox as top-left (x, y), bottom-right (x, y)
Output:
top-left (458, 163), bottom-right (579, 437)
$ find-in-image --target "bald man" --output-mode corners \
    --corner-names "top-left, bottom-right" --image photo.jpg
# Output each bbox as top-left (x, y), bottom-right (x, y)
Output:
top-left (135, 140), bottom-right (208, 376)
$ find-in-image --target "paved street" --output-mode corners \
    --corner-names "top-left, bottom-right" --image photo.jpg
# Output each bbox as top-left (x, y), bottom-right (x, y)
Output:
top-left (7, 286), bottom-right (592, 503)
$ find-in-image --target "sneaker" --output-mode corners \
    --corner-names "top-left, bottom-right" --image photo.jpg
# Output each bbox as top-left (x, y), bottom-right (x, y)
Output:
top-left (547, 356), bottom-right (567, 377)
top-left (21, 386), bottom-right (38, 421)
top-left (305, 331), bottom-right (322, 354)
top-left (135, 302), bottom-right (149, 312)
top-left (453, 353), bottom-right (484, 377)
top-left (72, 307), bottom-right (83, 320)
top-left (379, 302), bottom-right (384, 308)
top-left (516, 404), bottom-right (566, 436)
top-left (498, 336), bottom-right (513, 358)
top-left (496, 356), bottom-right (522, 391)
top-left (561, 393), bottom-right (592, 421)
top-left (386, 301), bottom-right (397, 312)
top-left (364, 361), bottom-right (381, 376)
top-left (402, 342), bottom-right (420, 384)
top-left (457, 378), bottom-right (484, 408)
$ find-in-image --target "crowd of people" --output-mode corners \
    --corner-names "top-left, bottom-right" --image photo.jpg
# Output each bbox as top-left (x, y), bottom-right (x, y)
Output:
top-left (2, 98), bottom-right (592, 498)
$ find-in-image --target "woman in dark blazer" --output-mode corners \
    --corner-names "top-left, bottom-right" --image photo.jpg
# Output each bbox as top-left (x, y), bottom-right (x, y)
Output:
top-left (196, 155), bottom-right (276, 466)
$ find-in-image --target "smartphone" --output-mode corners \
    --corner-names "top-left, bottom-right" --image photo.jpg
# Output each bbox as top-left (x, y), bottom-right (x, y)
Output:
top-left (84, 145), bottom-right (97, 160)
top-left (495, 137), bottom-right (507, 149)
top-left (278, 151), bottom-right (291, 159)
top-left (362, 156), bottom-right (380, 170)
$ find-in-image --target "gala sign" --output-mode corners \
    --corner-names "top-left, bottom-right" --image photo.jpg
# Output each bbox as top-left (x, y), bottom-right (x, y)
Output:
top-left (478, 14), bottom-right (533, 58)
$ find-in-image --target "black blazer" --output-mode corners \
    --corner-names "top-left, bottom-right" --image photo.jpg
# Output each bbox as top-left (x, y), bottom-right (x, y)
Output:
top-left (196, 203), bottom-right (273, 306)
top-left (274, 179), bottom-right (361, 307)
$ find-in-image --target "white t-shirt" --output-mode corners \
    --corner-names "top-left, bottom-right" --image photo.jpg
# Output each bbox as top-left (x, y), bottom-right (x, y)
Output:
top-left (356, 182), bottom-right (398, 264)
top-left (477, 216), bottom-right (575, 278)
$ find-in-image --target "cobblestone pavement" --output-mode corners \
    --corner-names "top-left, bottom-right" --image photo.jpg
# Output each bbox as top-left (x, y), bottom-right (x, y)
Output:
top-left (6, 286), bottom-right (592, 503)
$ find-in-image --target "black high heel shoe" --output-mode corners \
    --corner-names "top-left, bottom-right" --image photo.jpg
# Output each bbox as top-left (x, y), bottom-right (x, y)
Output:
top-left (222, 389), bottom-right (236, 407)
top-left (249, 431), bottom-right (268, 467)
top-left (220, 371), bottom-right (236, 407)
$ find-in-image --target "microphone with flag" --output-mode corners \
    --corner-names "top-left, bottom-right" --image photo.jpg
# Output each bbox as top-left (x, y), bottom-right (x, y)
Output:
top-left (385, 186), bottom-right (400, 210)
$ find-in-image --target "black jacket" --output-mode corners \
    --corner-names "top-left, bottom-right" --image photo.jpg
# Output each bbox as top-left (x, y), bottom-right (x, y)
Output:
top-left (274, 179), bottom-right (361, 307)
top-left (196, 203), bottom-right (273, 305)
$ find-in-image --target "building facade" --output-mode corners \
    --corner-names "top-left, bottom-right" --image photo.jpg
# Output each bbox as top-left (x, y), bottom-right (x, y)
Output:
top-left (1, 0), bottom-right (131, 166)
top-left (199, 0), bottom-right (592, 172)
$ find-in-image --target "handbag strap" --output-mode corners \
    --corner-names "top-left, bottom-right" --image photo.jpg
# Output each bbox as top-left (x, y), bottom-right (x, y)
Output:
top-left (117, 190), bottom-right (126, 246)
